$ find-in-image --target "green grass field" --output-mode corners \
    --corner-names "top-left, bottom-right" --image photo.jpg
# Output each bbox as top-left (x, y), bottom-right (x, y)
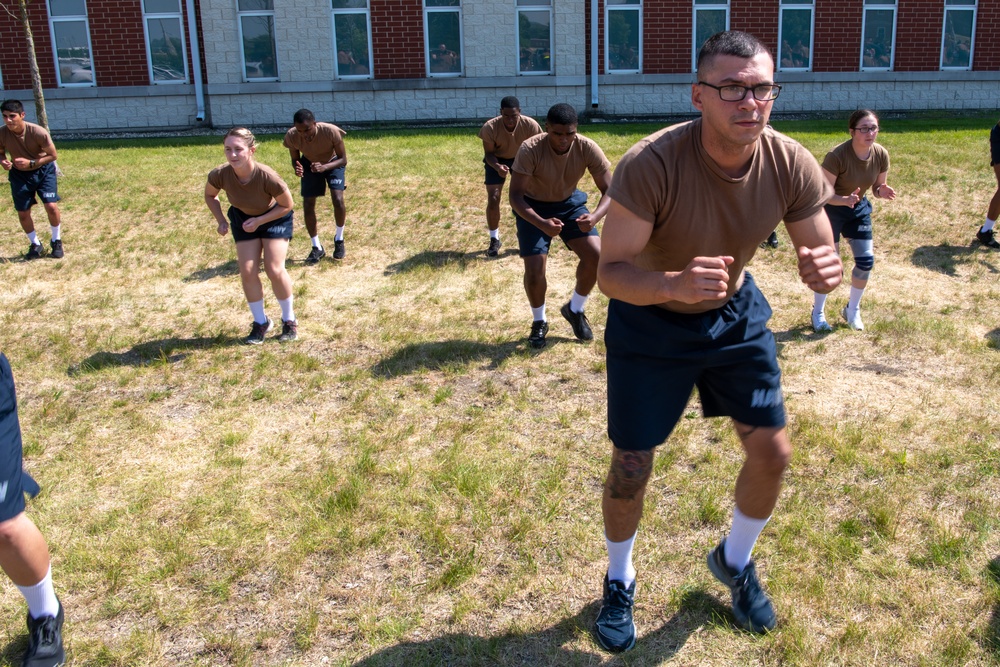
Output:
top-left (0, 114), bottom-right (997, 666)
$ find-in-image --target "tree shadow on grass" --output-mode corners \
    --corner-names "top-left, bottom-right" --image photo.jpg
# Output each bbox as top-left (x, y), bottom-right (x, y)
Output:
top-left (70, 335), bottom-right (238, 374)
top-left (384, 249), bottom-right (515, 275)
top-left (372, 338), bottom-right (533, 377)
top-left (987, 328), bottom-right (1000, 351)
top-left (982, 557), bottom-right (1000, 658)
top-left (352, 590), bottom-right (729, 666)
top-left (183, 260), bottom-right (239, 282)
top-left (911, 243), bottom-right (998, 277)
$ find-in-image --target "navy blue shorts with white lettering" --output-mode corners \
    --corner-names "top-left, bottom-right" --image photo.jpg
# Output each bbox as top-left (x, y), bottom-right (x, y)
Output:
top-left (605, 272), bottom-right (785, 451)
top-left (298, 157), bottom-right (345, 198)
top-left (484, 157), bottom-right (514, 186)
top-left (0, 353), bottom-right (40, 522)
top-left (515, 190), bottom-right (597, 257)
top-left (228, 206), bottom-right (294, 243)
top-left (8, 164), bottom-right (60, 212)
top-left (825, 197), bottom-right (873, 242)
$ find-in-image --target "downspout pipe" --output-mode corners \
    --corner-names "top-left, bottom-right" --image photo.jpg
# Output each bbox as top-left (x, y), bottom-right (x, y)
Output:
top-left (590, 0), bottom-right (598, 108)
top-left (186, 0), bottom-right (206, 122)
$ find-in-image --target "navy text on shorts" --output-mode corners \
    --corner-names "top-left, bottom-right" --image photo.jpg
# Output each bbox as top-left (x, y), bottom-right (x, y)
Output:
top-left (605, 272), bottom-right (786, 451)
top-left (8, 163), bottom-right (59, 212)
top-left (515, 189), bottom-right (598, 257)
top-left (298, 157), bottom-right (346, 199)
top-left (228, 206), bottom-right (294, 243)
top-left (0, 353), bottom-right (40, 522)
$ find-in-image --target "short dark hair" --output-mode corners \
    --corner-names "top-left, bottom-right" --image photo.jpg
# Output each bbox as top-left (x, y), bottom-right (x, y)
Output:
top-left (849, 109), bottom-right (878, 130)
top-left (1, 100), bottom-right (24, 114)
top-left (546, 103), bottom-right (577, 127)
top-left (696, 31), bottom-right (772, 75)
top-left (293, 108), bottom-right (315, 124)
top-left (500, 96), bottom-right (520, 110)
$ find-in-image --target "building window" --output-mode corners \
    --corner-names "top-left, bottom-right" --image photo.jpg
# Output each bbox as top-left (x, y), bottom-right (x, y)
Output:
top-left (941, 0), bottom-right (976, 70)
top-left (778, 0), bottom-right (812, 71)
top-left (48, 0), bottom-right (95, 86)
top-left (517, 0), bottom-right (551, 75)
top-left (425, 0), bottom-right (462, 76)
top-left (861, 0), bottom-right (895, 71)
top-left (238, 0), bottom-right (278, 81)
top-left (143, 0), bottom-right (188, 84)
top-left (607, 0), bottom-right (640, 74)
top-left (332, 0), bottom-right (373, 78)
top-left (692, 0), bottom-right (728, 72)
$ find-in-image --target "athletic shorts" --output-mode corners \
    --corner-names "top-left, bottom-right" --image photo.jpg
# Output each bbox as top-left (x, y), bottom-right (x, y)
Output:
top-left (8, 164), bottom-right (59, 212)
top-left (298, 157), bottom-right (345, 198)
top-left (991, 123), bottom-right (1000, 166)
top-left (605, 272), bottom-right (785, 451)
top-left (484, 157), bottom-right (515, 186)
top-left (825, 197), bottom-right (873, 242)
top-left (515, 190), bottom-right (598, 257)
top-left (0, 354), bottom-right (40, 523)
top-left (228, 206), bottom-right (294, 243)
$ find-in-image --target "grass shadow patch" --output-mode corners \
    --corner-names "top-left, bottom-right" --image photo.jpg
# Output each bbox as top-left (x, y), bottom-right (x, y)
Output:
top-left (183, 260), bottom-right (240, 282)
top-left (911, 244), bottom-right (995, 277)
top-left (71, 335), bottom-right (237, 373)
top-left (384, 250), bottom-right (481, 275)
top-left (372, 339), bottom-right (521, 377)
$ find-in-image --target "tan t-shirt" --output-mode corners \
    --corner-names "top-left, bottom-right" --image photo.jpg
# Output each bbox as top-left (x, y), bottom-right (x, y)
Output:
top-left (821, 140), bottom-right (890, 198)
top-left (283, 122), bottom-right (346, 163)
top-left (609, 119), bottom-right (832, 313)
top-left (512, 133), bottom-right (611, 202)
top-left (207, 162), bottom-right (290, 216)
top-left (478, 115), bottom-right (543, 160)
top-left (0, 122), bottom-right (53, 168)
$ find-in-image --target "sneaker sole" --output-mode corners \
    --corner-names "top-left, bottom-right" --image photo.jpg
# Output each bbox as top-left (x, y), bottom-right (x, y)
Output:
top-left (594, 626), bottom-right (636, 653)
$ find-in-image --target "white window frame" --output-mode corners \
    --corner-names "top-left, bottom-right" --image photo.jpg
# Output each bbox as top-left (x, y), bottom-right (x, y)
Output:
top-left (941, 0), bottom-right (977, 71)
top-left (48, 0), bottom-right (96, 88)
top-left (606, 0), bottom-right (641, 75)
top-left (237, 0), bottom-right (279, 82)
top-left (860, 0), bottom-right (896, 72)
top-left (424, 0), bottom-right (463, 77)
top-left (516, 0), bottom-right (552, 76)
top-left (777, 0), bottom-right (813, 72)
top-left (332, 0), bottom-right (374, 80)
top-left (142, 0), bottom-right (189, 84)
top-left (692, 0), bottom-right (729, 72)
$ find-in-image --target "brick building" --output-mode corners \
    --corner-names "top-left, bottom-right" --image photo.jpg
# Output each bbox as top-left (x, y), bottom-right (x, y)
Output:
top-left (0, 0), bottom-right (995, 132)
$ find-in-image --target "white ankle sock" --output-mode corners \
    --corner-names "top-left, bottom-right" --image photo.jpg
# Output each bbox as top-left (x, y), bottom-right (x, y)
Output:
top-left (248, 300), bottom-right (267, 325)
top-left (812, 291), bottom-right (827, 315)
top-left (606, 533), bottom-right (637, 587)
top-left (335, 226), bottom-right (344, 242)
top-left (311, 235), bottom-right (322, 249)
top-left (16, 567), bottom-right (59, 619)
top-left (489, 229), bottom-right (499, 240)
top-left (278, 297), bottom-right (294, 323)
top-left (724, 507), bottom-right (770, 572)
top-left (26, 231), bottom-right (37, 245)
top-left (569, 290), bottom-right (588, 313)
top-left (984, 218), bottom-right (997, 233)
top-left (531, 304), bottom-right (546, 322)
top-left (50, 225), bottom-right (61, 242)
top-left (848, 286), bottom-right (865, 313)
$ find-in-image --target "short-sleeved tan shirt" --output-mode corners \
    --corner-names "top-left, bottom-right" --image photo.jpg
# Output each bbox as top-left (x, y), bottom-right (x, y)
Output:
top-left (283, 122), bottom-right (346, 163)
top-left (207, 162), bottom-right (290, 216)
top-left (821, 140), bottom-right (890, 198)
top-left (512, 133), bottom-right (611, 202)
top-left (609, 119), bottom-right (832, 313)
top-left (0, 122), bottom-right (53, 167)
top-left (478, 115), bottom-right (543, 160)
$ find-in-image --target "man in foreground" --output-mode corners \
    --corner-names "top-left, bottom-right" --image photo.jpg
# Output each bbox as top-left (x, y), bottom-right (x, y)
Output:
top-left (593, 31), bottom-right (842, 652)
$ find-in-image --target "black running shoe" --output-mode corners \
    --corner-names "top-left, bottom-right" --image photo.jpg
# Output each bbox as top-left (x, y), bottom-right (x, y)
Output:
top-left (594, 574), bottom-right (636, 653)
top-left (528, 320), bottom-right (548, 349)
top-left (333, 239), bottom-right (346, 260)
top-left (977, 227), bottom-right (1000, 249)
top-left (244, 318), bottom-right (272, 345)
top-left (486, 237), bottom-right (502, 257)
top-left (760, 231), bottom-right (779, 249)
top-left (305, 245), bottom-right (325, 264)
top-left (560, 302), bottom-right (593, 341)
top-left (277, 319), bottom-right (298, 342)
top-left (23, 601), bottom-right (64, 667)
top-left (24, 243), bottom-right (43, 260)
top-left (50, 240), bottom-right (63, 259)
top-left (707, 540), bottom-right (777, 633)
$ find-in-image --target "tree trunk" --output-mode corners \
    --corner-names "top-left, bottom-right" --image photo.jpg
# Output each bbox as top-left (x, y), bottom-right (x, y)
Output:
top-left (18, 0), bottom-right (48, 130)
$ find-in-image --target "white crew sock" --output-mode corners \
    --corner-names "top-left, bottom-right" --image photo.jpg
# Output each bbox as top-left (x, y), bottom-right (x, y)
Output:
top-left (812, 291), bottom-right (827, 315)
top-left (278, 297), bottom-right (295, 323)
top-left (335, 225), bottom-right (345, 242)
top-left (489, 228), bottom-right (499, 240)
top-left (50, 225), bottom-right (61, 242)
top-left (724, 506), bottom-right (770, 573)
top-left (984, 218), bottom-right (997, 233)
top-left (847, 285), bottom-right (865, 313)
top-left (531, 304), bottom-right (546, 322)
top-left (16, 566), bottom-right (59, 620)
top-left (606, 533), bottom-right (637, 588)
top-left (311, 235), bottom-right (322, 249)
top-left (26, 231), bottom-right (37, 245)
top-left (248, 299), bottom-right (267, 325)
top-left (569, 290), bottom-right (588, 313)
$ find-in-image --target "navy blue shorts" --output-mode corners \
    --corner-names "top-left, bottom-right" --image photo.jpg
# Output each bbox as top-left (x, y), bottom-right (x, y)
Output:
top-left (298, 157), bottom-right (345, 198)
top-left (0, 354), bottom-right (40, 522)
top-left (825, 197), bottom-right (873, 242)
top-left (8, 164), bottom-right (59, 212)
top-left (991, 123), bottom-right (1000, 166)
top-left (228, 206), bottom-right (294, 243)
top-left (515, 190), bottom-right (598, 257)
top-left (605, 273), bottom-right (785, 451)
top-left (484, 157), bottom-right (514, 186)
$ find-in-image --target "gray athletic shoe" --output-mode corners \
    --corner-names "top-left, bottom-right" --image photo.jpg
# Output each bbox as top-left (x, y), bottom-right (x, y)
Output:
top-left (707, 540), bottom-right (776, 633)
top-left (24, 243), bottom-right (43, 260)
top-left (244, 318), bottom-right (272, 345)
top-left (594, 574), bottom-right (636, 653)
top-left (23, 600), bottom-right (64, 667)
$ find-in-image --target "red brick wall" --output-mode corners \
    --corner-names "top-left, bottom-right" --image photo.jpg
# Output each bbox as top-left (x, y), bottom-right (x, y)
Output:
top-left (89, 0), bottom-right (147, 86)
top-left (644, 0), bottom-right (691, 73)
top-left (0, 2), bottom-right (58, 90)
top-left (371, 0), bottom-right (425, 78)
top-left (895, 0), bottom-right (942, 71)
top-left (732, 0), bottom-right (778, 56)
top-left (974, 1), bottom-right (1000, 70)
top-left (814, 0), bottom-right (863, 72)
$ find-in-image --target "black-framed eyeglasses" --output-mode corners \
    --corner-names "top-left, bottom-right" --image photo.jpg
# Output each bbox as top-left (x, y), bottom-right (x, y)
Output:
top-left (852, 125), bottom-right (879, 134)
top-left (697, 81), bottom-right (782, 102)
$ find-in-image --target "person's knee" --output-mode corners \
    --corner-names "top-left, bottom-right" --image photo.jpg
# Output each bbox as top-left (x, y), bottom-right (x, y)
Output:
top-left (486, 188), bottom-right (502, 206)
top-left (605, 448), bottom-right (654, 501)
top-left (0, 513), bottom-right (28, 549)
top-left (852, 253), bottom-right (874, 281)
